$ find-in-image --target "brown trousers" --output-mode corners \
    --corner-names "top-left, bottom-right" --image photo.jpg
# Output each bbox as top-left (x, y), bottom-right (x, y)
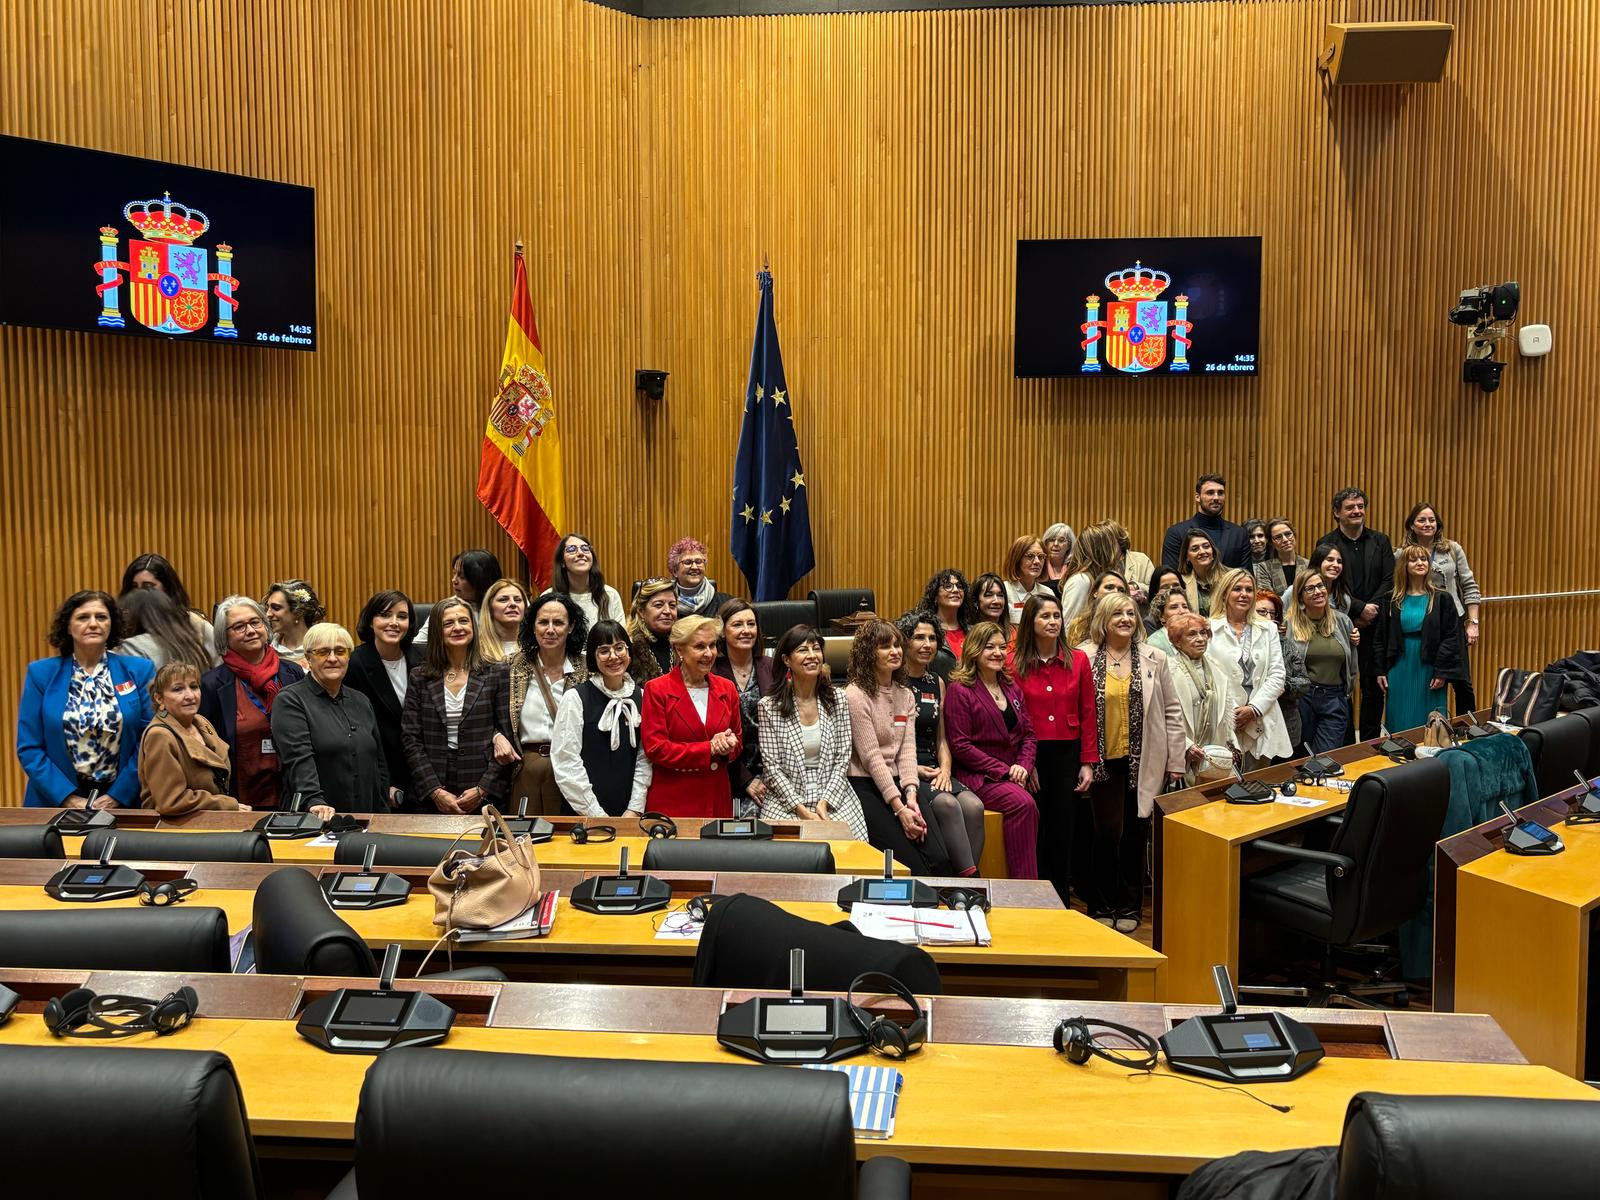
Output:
top-left (511, 749), bottom-right (562, 815)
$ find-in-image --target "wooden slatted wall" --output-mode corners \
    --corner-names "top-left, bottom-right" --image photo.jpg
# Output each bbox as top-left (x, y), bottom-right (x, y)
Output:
top-left (2, 0), bottom-right (1595, 804)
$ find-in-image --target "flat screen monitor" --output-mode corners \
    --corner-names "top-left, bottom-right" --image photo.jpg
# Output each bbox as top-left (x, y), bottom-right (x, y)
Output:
top-left (0, 135), bottom-right (316, 349)
top-left (1014, 236), bottom-right (1261, 378)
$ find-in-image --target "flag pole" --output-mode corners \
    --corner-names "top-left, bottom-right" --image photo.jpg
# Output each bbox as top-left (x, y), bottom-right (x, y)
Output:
top-left (511, 237), bottom-right (530, 588)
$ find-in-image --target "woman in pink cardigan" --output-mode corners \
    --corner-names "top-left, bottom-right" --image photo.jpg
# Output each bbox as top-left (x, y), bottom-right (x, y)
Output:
top-left (943, 621), bottom-right (1041, 879)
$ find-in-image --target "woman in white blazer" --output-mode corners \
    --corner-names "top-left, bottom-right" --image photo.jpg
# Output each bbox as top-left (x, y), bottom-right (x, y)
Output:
top-left (755, 626), bottom-right (867, 839)
top-left (1164, 612), bottom-right (1240, 784)
top-left (1206, 568), bottom-right (1291, 767)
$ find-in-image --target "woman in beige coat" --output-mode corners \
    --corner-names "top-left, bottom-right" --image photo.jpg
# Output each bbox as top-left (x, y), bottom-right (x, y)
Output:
top-left (139, 663), bottom-right (246, 816)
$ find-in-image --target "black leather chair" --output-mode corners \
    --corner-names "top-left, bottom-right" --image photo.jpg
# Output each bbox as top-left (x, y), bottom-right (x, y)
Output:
top-left (753, 599), bottom-right (820, 646)
top-left (643, 838), bottom-right (836, 874)
top-left (0, 1046), bottom-right (263, 1198)
top-left (1517, 714), bottom-right (1592, 798)
top-left (1241, 758), bottom-right (1449, 1006)
top-left (251, 866), bottom-right (503, 981)
top-left (334, 833), bottom-right (461, 867)
top-left (0, 824), bottom-right (63, 859)
top-left (1573, 704), bottom-right (1600, 778)
top-left (810, 587), bottom-right (876, 629)
top-left (81, 827), bottom-right (271, 863)
top-left (1336, 1092), bottom-right (1600, 1198)
top-left (327, 1048), bottom-right (909, 1200)
top-left (0, 907), bottom-right (232, 971)
top-left (412, 600), bottom-right (435, 635)
top-left (693, 893), bottom-right (942, 994)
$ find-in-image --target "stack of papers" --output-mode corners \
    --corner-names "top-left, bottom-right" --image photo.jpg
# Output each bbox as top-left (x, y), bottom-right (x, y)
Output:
top-left (653, 911), bottom-right (705, 941)
top-left (847, 902), bottom-right (990, 946)
top-left (451, 890), bottom-right (560, 943)
top-left (803, 1063), bottom-right (903, 1139)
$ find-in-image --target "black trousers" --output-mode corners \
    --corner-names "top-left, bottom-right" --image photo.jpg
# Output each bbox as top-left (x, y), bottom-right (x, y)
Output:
top-left (1356, 636), bottom-right (1384, 740)
top-left (851, 777), bottom-right (953, 877)
top-left (1034, 739), bottom-right (1082, 908)
top-left (1087, 757), bottom-right (1147, 918)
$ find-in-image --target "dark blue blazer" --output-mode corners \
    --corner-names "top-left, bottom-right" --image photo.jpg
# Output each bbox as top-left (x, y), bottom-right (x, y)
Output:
top-left (199, 658), bottom-right (305, 756)
top-left (16, 653), bottom-right (155, 807)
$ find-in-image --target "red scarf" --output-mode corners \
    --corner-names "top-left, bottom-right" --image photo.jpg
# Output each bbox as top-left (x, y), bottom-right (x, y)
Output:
top-left (223, 645), bottom-right (286, 707)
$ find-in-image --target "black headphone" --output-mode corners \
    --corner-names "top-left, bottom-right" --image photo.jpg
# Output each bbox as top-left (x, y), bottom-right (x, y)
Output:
top-left (1053, 1017), bottom-right (1159, 1071)
top-left (846, 972), bottom-right (927, 1060)
top-left (323, 814), bottom-right (362, 837)
top-left (43, 987), bottom-right (198, 1039)
top-left (137, 878), bottom-right (198, 907)
top-left (639, 812), bottom-right (678, 840)
top-left (938, 886), bottom-right (990, 913)
top-left (684, 893), bottom-right (724, 923)
top-left (570, 824), bottom-right (617, 844)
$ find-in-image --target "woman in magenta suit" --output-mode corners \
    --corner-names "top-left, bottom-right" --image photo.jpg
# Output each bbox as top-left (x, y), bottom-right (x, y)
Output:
top-left (943, 620), bottom-right (1041, 878)
top-left (640, 614), bottom-right (743, 818)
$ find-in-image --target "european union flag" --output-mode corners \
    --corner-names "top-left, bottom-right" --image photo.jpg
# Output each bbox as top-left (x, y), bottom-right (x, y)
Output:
top-left (731, 270), bottom-right (814, 601)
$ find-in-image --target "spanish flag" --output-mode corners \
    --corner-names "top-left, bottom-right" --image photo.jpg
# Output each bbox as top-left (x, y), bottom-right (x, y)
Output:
top-left (476, 246), bottom-right (563, 588)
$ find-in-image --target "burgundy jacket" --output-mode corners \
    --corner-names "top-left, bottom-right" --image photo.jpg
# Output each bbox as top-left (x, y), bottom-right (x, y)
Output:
top-left (943, 678), bottom-right (1038, 791)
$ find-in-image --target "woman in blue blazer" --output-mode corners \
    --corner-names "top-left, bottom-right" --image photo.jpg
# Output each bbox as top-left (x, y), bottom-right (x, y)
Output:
top-left (17, 590), bottom-right (154, 807)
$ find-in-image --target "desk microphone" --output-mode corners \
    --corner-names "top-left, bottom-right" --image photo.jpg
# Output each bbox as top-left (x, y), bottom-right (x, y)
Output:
top-left (1568, 770), bottom-right (1600, 821)
top-left (1498, 800), bottom-right (1563, 855)
top-left (1223, 763), bottom-right (1273, 805)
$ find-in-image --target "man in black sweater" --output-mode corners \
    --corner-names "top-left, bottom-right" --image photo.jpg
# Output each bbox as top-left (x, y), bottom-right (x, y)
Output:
top-left (1160, 473), bottom-right (1249, 570)
top-left (1317, 487), bottom-right (1394, 740)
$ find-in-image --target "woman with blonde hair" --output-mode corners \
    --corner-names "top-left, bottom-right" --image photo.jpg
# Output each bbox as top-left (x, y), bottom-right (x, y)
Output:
top-left (271, 622), bottom-right (391, 816)
top-left (1206, 568), bottom-right (1291, 767)
top-left (1063, 571), bottom-right (1129, 651)
top-left (641, 614), bottom-right (742, 817)
top-left (1059, 521), bottom-right (1122, 621)
top-left (477, 578), bottom-right (528, 664)
top-left (1001, 535), bottom-right (1054, 626)
top-left (1375, 545), bottom-right (1467, 730)
top-left (1286, 572), bottom-right (1359, 754)
top-left (627, 579), bottom-right (678, 680)
top-left (139, 662), bottom-right (247, 816)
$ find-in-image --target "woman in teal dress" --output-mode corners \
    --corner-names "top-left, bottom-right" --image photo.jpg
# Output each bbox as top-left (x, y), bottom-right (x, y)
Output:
top-left (1375, 546), bottom-right (1466, 730)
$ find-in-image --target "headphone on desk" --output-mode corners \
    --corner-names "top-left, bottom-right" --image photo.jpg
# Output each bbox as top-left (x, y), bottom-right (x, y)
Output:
top-left (137, 878), bottom-right (198, 907)
top-left (846, 972), bottom-right (927, 1060)
top-left (44, 986), bottom-right (198, 1039)
top-left (937, 886), bottom-right (990, 913)
top-left (570, 824), bottom-right (617, 844)
top-left (639, 812), bottom-right (678, 840)
top-left (1053, 1017), bottom-right (1159, 1071)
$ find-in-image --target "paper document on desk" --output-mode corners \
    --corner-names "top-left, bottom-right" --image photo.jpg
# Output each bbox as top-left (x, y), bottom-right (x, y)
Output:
top-left (802, 1063), bottom-right (903, 1139)
top-left (654, 911), bottom-right (704, 940)
top-left (305, 832), bottom-right (341, 847)
top-left (849, 902), bottom-right (990, 946)
top-left (1274, 792), bottom-right (1326, 808)
top-left (450, 891), bottom-right (559, 942)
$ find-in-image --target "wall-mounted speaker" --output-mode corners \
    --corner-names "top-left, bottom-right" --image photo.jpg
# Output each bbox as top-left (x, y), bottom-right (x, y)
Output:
top-left (1320, 22), bottom-right (1454, 85)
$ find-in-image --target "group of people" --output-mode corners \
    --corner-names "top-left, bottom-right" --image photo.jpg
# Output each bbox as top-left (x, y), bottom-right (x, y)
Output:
top-left (14, 482), bottom-right (1479, 931)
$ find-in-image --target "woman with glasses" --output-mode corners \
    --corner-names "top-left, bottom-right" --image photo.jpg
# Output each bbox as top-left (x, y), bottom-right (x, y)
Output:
top-left (199, 596), bottom-right (304, 810)
top-left (1254, 517), bottom-right (1308, 596)
top-left (1040, 523), bottom-right (1075, 597)
top-left (916, 568), bottom-right (970, 668)
top-left (667, 537), bottom-right (731, 618)
top-left (1164, 614), bottom-right (1237, 785)
top-left (1001, 535), bottom-right (1054, 627)
top-left (552, 620), bottom-right (653, 817)
top-left (270, 623), bottom-right (392, 816)
top-left (1286, 572), bottom-right (1359, 754)
top-left (552, 533), bottom-right (625, 628)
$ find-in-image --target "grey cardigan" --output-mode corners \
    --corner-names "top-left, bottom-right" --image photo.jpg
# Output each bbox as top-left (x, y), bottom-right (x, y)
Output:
top-left (1287, 610), bottom-right (1360, 696)
top-left (1255, 556), bottom-right (1310, 597)
top-left (1396, 542), bottom-right (1480, 615)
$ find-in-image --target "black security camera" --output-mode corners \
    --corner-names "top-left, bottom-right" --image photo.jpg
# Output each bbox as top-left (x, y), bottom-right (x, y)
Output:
top-left (1450, 282), bottom-right (1519, 394)
top-left (634, 369), bottom-right (668, 401)
top-left (1462, 355), bottom-right (1505, 394)
top-left (1449, 282), bottom-right (1519, 327)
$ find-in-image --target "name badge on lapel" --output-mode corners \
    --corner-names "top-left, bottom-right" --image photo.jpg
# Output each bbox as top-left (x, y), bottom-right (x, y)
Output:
top-left (115, 680), bottom-right (135, 695)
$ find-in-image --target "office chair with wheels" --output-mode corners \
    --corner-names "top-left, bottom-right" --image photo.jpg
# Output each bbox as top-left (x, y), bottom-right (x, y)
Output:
top-left (809, 587), bottom-right (876, 629)
top-left (0, 1046), bottom-right (264, 1198)
top-left (251, 867), bottom-right (504, 982)
top-left (1517, 714), bottom-right (1592, 799)
top-left (81, 827), bottom-right (271, 863)
top-left (692, 892), bottom-right (942, 994)
top-left (1240, 758), bottom-right (1449, 1007)
top-left (643, 838), bottom-right (836, 874)
top-left (0, 824), bottom-right (64, 859)
top-left (751, 599), bottom-right (821, 647)
top-left (327, 1048), bottom-right (910, 1200)
top-left (0, 907), bottom-right (233, 972)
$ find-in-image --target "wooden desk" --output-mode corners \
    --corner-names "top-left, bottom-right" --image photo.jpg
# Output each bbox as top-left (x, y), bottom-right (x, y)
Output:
top-left (1157, 755), bottom-right (1394, 1002)
top-left (1453, 810), bottom-right (1600, 1077)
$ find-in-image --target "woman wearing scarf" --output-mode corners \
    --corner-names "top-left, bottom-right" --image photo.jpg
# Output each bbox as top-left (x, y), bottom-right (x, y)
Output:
top-left (199, 595), bottom-right (303, 810)
top-left (1076, 592), bottom-right (1185, 933)
top-left (553, 620), bottom-right (653, 817)
top-left (667, 536), bottom-right (731, 618)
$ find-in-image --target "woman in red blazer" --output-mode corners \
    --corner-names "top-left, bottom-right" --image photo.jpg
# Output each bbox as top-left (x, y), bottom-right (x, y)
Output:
top-left (640, 615), bottom-right (743, 818)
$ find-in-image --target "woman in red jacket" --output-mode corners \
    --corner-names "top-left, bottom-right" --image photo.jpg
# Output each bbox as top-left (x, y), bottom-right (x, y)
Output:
top-left (640, 614), bottom-right (743, 818)
top-left (1009, 594), bottom-right (1098, 906)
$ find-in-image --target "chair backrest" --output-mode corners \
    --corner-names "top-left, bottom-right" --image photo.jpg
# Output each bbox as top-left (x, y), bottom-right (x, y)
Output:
top-left (809, 588), bottom-right (876, 628)
top-left (0, 907), bottom-right (232, 971)
top-left (643, 838), bottom-right (836, 875)
top-left (0, 824), bottom-right (64, 859)
top-left (251, 866), bottom-right (376, 977)
top-left (81, 827), bottom-right (271, 863)
top-left (1325, 758), bottom-right (1450, 945)
top-left (1337, 1091), bottom-right (1600, 1199)
top-left (353, 1047), bottom-right (856, 1198)
top-left (335, 832), bottom-right (459, 867)
top-left (412, 600), bottom-right (435, 634)
top-left (692, 892), bottom-right (942, 994)
top-left (1517, 714), bottom-right (1592, 799)
top-left (821, 636), bottom-right (853, 681)
top-left (1572, 705), bottom-right (1600, 779)
top-left (0, 1046), bottom-right (263, 1199)
top-left (752, 600), bottom-right (821, 648)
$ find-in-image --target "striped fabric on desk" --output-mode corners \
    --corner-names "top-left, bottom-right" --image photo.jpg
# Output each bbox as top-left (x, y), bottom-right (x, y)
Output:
top-left (803, 1063), bottom-right (903, 1139)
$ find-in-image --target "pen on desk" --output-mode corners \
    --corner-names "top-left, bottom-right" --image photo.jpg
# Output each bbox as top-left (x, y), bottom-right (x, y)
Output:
top-left (884, 915), bottom-right (958, 929)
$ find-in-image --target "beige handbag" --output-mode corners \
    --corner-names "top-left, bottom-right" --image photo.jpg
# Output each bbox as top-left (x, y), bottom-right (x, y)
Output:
top-left (426, 805), bottom-right (542, 933)
top-left (1422, 713), bottom-right (1456, 750)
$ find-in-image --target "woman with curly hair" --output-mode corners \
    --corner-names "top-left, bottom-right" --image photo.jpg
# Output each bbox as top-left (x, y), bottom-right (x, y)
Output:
top-left (917, 567), bottom-right (970, 668)
top-left (844, 619), bottom-right (952, 875)
top-left (263, 579), bottom-right (325, 666)
top-left (506, 591), bottom-right (588, 814)
top-left (18, 590), bottom-right (154, 808)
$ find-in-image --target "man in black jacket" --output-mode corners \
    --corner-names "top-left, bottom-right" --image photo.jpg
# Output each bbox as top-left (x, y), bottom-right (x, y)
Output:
top-left (1161, 473), bottom-right (1249, 570)
top-left (1318, 487), bottom-right (1394, 739)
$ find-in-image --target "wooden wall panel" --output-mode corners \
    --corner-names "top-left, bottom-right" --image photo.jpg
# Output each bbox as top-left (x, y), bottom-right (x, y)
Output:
top-left (2, 0), bottom-right (1596, 804)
